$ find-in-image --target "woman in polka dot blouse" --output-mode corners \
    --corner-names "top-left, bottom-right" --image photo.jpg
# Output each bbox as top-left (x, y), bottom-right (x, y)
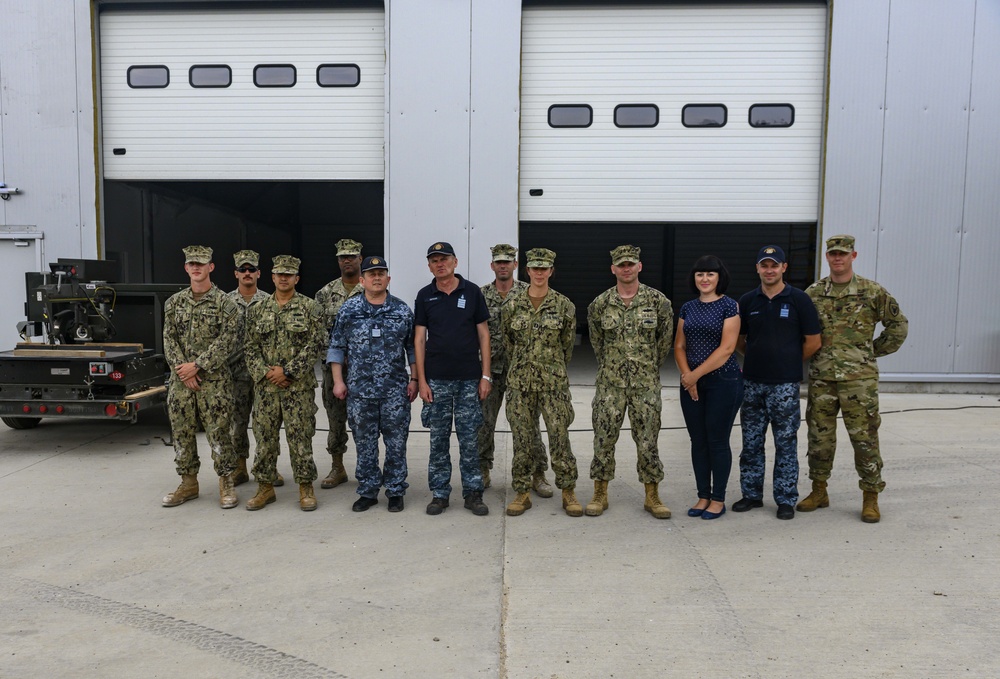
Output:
top-left (674, 255), bottom-right (744, 520)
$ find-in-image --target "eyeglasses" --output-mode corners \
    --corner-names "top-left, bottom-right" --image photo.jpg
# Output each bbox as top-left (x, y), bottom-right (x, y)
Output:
top-left (236, 266), bottom-right (258, 273)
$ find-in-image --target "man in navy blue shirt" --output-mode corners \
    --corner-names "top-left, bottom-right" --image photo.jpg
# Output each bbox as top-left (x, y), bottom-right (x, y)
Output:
top-left (414, 242), bottom-right (492, 516)
top-left (734, 245), bottom-right (821, 520)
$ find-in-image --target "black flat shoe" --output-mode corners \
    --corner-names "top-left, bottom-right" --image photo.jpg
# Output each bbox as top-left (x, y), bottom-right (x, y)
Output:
top-left (387, 496), bottom-right (404, 512)
top-left (732, 497), bottom-right (764, 512)
top-left (352, 496), bottom-right (379, 512)
top-left (776, 504), bottom-right (795, 520)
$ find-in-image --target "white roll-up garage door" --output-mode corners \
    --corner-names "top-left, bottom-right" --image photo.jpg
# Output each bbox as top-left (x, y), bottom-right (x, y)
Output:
top-left (100, 6), bottom-right (385, 181)
top-left (520, 3), bottom-right (827, 222)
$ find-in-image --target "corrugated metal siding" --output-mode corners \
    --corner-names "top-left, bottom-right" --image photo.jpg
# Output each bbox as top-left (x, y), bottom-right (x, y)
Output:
top-left (99, 7), bottom-right (385, 181)
top-left (519, 3), bottom-right (827, 222)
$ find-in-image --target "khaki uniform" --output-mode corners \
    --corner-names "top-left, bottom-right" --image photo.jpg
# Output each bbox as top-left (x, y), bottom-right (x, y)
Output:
top-left (502, 288), bottom-right (578, 493)
top-left (227, 288), bottom-right (271, 460)
top-left (314, 278), bottom-right (363, 459)
top-left (479, 280), bottom-right (546, 474)
top-left (244, 292), bottom-right (327, 485)
top-left (588, 284), bottom-right (673, 483)
top-left (805, 274), bottom-right (908, 492)
top-left (163, 285), bottom-right (240, 477)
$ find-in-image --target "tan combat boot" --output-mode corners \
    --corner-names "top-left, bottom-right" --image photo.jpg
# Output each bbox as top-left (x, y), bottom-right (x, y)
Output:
top-left (586, 480), bottom-right (609, 516)
top-left (321, 454), bottom-right (348, 489)
top-left (481, 465), bottom-right (491, 489)
top-left (246, 483), bottom-right (276, 511)
top-left (162, 474), bottom-right (199, 507)
top-left (562, 486), bottom-right (583, 517)
top-left (531, 471), bottom-right (554, 498)
top-left (506, 492), bottom-right (532, 516)
top-left (219, 475), bottom-right (238, 509)
top-left (643, 482), bottom-right (671, 519)
top-left (299, 483), bottom-right (317, 512)
top-left (796, 480), bottom-right (829, 512)
top-left (862, 491), bottom-right (880, 523)
top-left (232, 458), bottom-right (250, 486)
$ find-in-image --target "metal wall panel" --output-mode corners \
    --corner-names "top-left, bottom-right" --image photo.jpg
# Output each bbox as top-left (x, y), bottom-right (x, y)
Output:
top-left (875, 0), bottom-right (976, 376)
top-left (820, 0), bottom-right (890, 268)
top-left (385, 2), bottom-right (474, 306)
top-left (99, 7), bottom-right (385, 181)
top-left (954, 1), bottom-right (1000, 375)
top-left (520, 4), bottom-right (827, 222)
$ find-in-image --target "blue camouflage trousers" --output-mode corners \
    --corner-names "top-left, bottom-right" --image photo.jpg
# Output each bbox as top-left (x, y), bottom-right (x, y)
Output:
top-left (806, 377), bottom-right (885, 493)
top-left (347, 390), bottom-right (411, 498)
top-left (426, 379), bottom-right (484, 499)
top-left (739, 380), bottom-right (801, 506)
top-left (251, 387), bottom-right (319, 486)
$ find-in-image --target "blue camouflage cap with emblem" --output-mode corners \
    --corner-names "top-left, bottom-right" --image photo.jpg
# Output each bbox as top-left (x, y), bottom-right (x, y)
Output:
top-left (361, 256), bottom-right (388, 273)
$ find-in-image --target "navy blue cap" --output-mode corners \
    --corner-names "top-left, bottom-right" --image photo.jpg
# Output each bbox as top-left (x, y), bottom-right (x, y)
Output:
top-left (361, 256), bottom-right (388, 272)
top-left (426, 242), bottom-right (456, 257)
top-left (756, 245), bottom-right (786, 265)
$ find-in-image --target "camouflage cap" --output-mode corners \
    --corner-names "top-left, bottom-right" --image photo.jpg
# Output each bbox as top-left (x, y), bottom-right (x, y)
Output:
top-left (335, 239), bottom-right (363, 257)
top-left (233, 249), bottom-right (259, 267)
top-left (361, 255), bottom-right (388, 272)
top-left (183, 245), bottom-right (213, 264)
top-left (490, 243), bottom-right (517, 262)
top-left (272, 255), bottom-right (301, 274)
top-left (525, 247), bottom-right (556, 268)
top-left (826, 234), bottom-right (855, 253)
top-left (611, 244), bottom-right (641, 265)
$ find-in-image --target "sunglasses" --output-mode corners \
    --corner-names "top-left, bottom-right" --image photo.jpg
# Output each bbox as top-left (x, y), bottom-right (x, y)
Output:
top-left (236, 266), bottom-right (258, 273)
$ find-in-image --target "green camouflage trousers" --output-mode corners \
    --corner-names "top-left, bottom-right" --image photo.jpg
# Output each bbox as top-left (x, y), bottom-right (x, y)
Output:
top-left (478, 370), bottom-right (547, 474)
top-left (167, 377), bottom-right (236, 477)
top-left (321, 367), bottom-right (350, 458)
top-left (231, 374), bottom-right (254, 460)
top-left (506, 387), bottom-right (578, 493)
top-left (252, 387), bottom-right (319, 485)
top-left (591, 384), bottom-right (665, 484)
top-left (806, 377), bottom-right (885, 493)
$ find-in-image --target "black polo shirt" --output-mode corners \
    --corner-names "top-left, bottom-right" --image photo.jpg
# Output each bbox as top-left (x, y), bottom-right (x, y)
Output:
top-left (738, 283), bottom-right (821, 383)
top-left (414, 274), bottom-right (490, 380)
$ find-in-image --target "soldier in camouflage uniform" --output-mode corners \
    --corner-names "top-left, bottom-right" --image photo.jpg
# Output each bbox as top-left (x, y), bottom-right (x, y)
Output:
top-left (161, 245), bottom-right (241, 509)
top-left (478, 243), bottom-right (551, 496)
top-left (799, 235), bottom-right (908, 523)
top-left (328, 256), bottom-right (418, 513)
top-left (314, 239), bottom-right (364, 490)
top-left (243, 256), bottom-right (327, 512)
top-left (227, 249), bottom-right (274, 487)
top-left (586, 245), bottom-right (674, 519)
top-left (502, 248), bottom-right (582, 517)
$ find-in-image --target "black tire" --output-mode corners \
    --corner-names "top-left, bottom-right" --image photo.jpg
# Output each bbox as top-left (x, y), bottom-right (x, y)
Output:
top-left (1, 416), bottom-right (42, 430)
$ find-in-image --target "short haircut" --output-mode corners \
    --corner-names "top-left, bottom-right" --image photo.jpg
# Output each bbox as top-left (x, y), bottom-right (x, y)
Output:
top-left (688, 255), bottom-right (730, 295)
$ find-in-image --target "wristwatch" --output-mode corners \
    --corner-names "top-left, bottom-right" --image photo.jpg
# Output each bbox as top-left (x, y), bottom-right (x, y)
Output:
top-left (481, 375), bottom-right (492, 383)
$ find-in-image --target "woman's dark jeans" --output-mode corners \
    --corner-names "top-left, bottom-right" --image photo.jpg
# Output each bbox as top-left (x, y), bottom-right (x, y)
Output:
top-left (679, 371), bottom-right (744, 502)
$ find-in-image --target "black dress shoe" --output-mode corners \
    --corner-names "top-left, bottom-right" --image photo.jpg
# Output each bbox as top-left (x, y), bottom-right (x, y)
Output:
top-left (426, 497), bottom-right (449, 515)
top-left (352, 496), bottom-right (379, 512)
top-left (732, 497), bottom-right (764, 512)
top-left (776, 504), bottom-right (795, 520)
top-left (388, 496), bottom-right (404, 512)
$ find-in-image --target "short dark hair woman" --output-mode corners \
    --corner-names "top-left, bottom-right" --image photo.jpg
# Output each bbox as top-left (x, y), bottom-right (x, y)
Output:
top-left (674, 255), bottom-right (743, 520)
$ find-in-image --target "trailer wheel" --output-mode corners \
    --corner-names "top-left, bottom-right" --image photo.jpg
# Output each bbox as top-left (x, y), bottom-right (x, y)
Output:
top-left (1, 416), bottom-right (42, 430)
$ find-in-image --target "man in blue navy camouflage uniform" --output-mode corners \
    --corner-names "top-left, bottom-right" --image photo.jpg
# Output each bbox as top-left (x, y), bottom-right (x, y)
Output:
top-left (414, 241), bottom-right (492, 517)
top-left (734, 245), bottom-right (821, 520)
top-left (328, 256), bottom-right (418, 513)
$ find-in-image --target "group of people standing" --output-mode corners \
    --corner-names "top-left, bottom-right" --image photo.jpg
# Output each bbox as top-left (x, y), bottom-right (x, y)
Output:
top-left (159, 232), bottom-right (907, 525)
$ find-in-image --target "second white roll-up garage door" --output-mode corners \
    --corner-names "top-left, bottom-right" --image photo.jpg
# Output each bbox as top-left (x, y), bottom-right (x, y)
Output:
top-left (100, 6), bottom-right (385, 181)
top-left (520, 3), bottom-right (827, 222)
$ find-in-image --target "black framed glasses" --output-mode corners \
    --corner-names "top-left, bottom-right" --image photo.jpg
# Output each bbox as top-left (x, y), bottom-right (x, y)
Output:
top-left (236, 266), bottom-right (258, 273)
